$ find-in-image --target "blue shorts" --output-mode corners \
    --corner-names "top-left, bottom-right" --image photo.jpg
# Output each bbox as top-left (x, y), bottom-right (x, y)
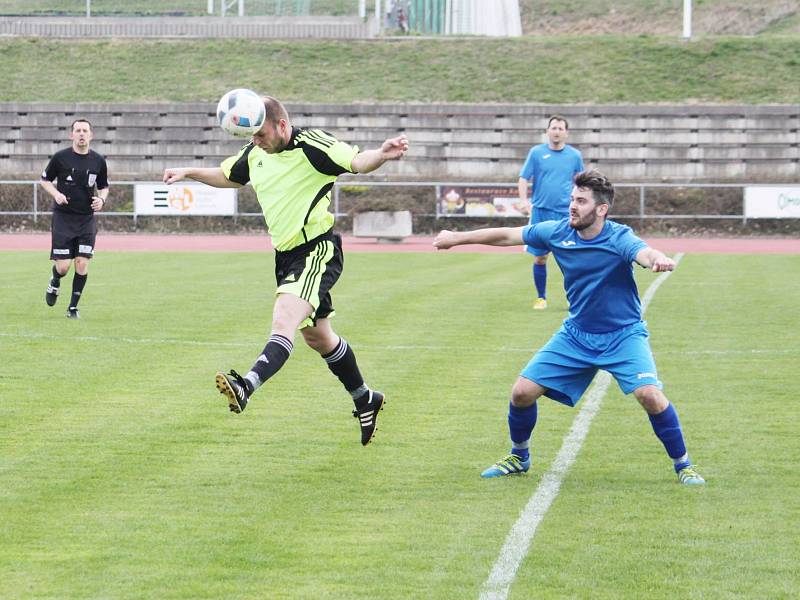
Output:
top-left (526, 207), bottom-right (566, 256)
top-left (521, 320), bottom-right (662, 406)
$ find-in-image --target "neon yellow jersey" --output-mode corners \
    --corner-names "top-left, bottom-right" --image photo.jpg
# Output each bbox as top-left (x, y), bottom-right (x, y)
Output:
top-left (221, 127), bottom-right (359, 251)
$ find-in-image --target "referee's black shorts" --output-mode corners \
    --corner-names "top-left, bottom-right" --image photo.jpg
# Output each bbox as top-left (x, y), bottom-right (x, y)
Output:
top-left (274, 230), bottom-right (344, 328)
top-left (50, 211), bottom-right (97, 260)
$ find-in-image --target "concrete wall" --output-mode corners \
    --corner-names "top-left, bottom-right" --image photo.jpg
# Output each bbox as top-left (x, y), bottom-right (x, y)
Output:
top-left (2, 102), bottom-right (798, 182)
top-left (0, 16), bottom-right (375, 39)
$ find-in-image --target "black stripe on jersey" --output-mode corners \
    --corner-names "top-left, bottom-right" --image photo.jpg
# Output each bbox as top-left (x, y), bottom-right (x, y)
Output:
top-left (302, 129), bottom-right (335, 148)
top-left (298, 142), bottom-right (349, 177)
top-left (228, 142), bottom-right (255, 185)
top-left (301, 182), bottom-right (335, 244)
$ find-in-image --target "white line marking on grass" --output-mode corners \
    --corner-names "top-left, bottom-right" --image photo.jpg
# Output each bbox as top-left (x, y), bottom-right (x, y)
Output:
top-left (478, 253), bottom-right (684, 600)
top-left (0, 331), bottom-right (252, 348)
top-left (0, 329), bottom-right (789, 358)
top-left (0, 331), bottom-right (789, 357)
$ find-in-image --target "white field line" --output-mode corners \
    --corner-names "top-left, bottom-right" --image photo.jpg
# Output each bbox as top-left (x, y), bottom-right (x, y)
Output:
top-left (478, 253), bottom-right (684, 600)
top-left (0, 336), bottom-right (789, 357)
top-left (0, 331), bottom-right (253, 348)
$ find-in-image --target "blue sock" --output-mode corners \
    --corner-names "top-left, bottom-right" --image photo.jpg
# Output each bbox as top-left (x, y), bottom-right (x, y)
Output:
top-left (648, 403), bottom-right (690, 471)
top-left (533, 263), bottom-right (547, 299)
top-left (508, 402), bottom-right (537, 461)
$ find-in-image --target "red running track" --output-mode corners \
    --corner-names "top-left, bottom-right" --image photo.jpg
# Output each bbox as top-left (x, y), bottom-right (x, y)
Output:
top-left (1, 233), bottom-right (799, 254)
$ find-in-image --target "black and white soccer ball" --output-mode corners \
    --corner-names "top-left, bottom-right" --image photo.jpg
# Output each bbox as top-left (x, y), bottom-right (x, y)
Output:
top-left (216, 88), bottom-right (266, 138)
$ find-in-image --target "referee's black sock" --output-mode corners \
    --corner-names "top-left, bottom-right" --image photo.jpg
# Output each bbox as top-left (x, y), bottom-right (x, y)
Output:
top-left (244, 334), bottom-right (294, 394)
top-left (322, 338), bottom-right (368, 401)
top-left (69, 273), bottom-right (87, 309)
top-left (51, 264), bottom-right (63, 287)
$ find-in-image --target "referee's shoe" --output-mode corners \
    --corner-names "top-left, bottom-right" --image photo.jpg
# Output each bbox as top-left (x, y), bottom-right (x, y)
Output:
top-left (45, 280), bottom-right (60, 306)
top-left (352, 390), bottom-right (385, 446)
top-left (215, 370), bottom-right (250, 413)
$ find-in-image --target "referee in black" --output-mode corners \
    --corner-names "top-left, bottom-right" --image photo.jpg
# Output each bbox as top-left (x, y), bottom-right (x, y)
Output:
top-left (41, 119), bottom-right (109, 318)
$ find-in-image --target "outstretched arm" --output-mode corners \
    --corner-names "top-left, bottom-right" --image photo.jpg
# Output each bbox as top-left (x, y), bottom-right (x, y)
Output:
top-left (433, 226), bottom-right (526, 250)
top-left (635, 247), bottom-right (676, 272)
top-left (351, 134), bottom-right (409, 174)
top-left (162, 167), bottom-right (242, 188)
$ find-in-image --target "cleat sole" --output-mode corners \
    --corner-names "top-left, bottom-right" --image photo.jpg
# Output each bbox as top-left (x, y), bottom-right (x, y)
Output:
top-left (215, 372), bottom-right (242, 414)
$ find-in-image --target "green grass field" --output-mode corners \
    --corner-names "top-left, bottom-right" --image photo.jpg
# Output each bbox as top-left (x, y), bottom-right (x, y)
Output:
top-left (519, 0), bottom-right (800, 35)
top-left (2, 35), bottom-right (799, 103)
top-left (1, 250), bottom-right (798, 599)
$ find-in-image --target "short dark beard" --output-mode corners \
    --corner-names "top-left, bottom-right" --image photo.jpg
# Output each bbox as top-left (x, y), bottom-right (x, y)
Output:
top-left (569, 213), bottom-right (594, 231)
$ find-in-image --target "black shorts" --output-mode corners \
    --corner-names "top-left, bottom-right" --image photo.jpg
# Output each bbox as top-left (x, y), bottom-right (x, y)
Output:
top-left (50, 211), bottom-right (97, 260)
top-left (274, 230), bottom-right (343, 327)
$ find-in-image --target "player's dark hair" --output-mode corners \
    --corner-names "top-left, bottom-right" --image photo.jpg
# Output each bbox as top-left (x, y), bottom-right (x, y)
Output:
top-left (263, 96), bottom-right (289, 124)
top-left (547, 114), bottom-right (569, 129)
top-left (574, 169), bottom-right (614, 207)
top-left (71, 119), bottom-right (92, 131)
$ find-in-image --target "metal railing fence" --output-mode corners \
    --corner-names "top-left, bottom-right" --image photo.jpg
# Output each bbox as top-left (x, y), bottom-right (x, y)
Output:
top-left (0, 0), bottom-right (361, 17)
top-left (1, 179), bottom-right (790, 229)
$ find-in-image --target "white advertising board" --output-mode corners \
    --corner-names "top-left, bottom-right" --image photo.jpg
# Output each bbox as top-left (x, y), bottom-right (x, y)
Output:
top-left (134, 184), bottom-right (236, 216)
top-left (744, 186), bottom-right (800, 219)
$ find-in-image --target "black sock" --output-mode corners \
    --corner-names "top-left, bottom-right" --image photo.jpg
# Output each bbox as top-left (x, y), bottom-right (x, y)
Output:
top-left (244, 334), bottom-right (293, 394)
top-left (51, 265), bottom-right (63, 286)
top-left (69, 273), bottom-right (87, 309)
top-left (322, 338), bottom-right (366, 398)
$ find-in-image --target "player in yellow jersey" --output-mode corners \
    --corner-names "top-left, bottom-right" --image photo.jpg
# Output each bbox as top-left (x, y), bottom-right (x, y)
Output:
top-left (164, 95), bottom-right (408, 446)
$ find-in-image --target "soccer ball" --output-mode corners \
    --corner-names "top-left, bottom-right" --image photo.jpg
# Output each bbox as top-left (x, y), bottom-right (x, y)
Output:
top-left (216, 88), bottom-right (266, 138)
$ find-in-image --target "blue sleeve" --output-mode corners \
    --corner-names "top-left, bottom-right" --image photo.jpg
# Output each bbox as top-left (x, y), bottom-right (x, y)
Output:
top-left (519, 148), bottom-right (536, 180)
top-left (575, 149), bottom-right (585, 173)
top-left (615, 226), bottom-right (648, 263)
top-left (522, 222), bottom-right (555, 251)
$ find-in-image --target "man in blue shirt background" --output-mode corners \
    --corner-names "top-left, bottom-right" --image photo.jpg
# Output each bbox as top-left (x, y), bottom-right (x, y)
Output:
top-left (434, 170), bottom-right (704, 486)
top-left (517, 115), bottom-right (584, 310)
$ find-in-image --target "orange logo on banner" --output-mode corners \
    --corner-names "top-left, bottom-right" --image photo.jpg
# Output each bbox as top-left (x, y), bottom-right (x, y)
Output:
top-left (168, 187), bottom-right (194, 211)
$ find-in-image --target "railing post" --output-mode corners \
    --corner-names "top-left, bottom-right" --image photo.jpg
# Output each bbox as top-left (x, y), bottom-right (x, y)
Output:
top-left (742, 186), bottom-right (747, 225)
top-left (33, 182), bottom-right (38, 224)
top-left (683, 0), bottom-right (692, 40)
top-left (639, 185), bottom-right (645, 218)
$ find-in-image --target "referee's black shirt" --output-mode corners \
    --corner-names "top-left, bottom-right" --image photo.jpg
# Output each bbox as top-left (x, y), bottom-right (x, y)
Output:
top-left (42, 148), bottom-right (109, 216)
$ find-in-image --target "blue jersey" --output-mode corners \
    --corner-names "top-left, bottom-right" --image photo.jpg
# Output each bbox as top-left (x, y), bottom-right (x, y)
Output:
top-left (522, 219), bottom-right (648, 333)
top-left (519, 144), bottom-right (584, 213)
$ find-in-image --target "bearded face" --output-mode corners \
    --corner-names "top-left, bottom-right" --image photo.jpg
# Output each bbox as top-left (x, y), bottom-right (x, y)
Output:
top-left (568, 186), bottom-right (606, 231)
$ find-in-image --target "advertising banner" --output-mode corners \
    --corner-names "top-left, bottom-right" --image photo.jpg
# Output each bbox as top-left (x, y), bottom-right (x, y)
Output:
top-left (437, 185), bottom-right (526, 217)
top-left (744, 186), bottom-right (800, 219)
top-left (134, 184), bottom-right (236, 216)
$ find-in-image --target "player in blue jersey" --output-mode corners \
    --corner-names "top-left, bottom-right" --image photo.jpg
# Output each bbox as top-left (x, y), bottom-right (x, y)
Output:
top-left (517, 115), bottom-right (584, 310)
top-left (434, 170), bottom-right (704, 485)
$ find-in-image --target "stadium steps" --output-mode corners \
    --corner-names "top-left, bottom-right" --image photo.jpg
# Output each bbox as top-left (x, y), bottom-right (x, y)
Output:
top-left (1, 102), bottom-right (797, 180)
